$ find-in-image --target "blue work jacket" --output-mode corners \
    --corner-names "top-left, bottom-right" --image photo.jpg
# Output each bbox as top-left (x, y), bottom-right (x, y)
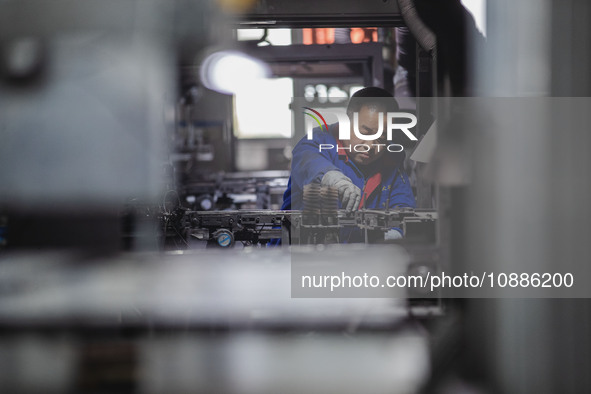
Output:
top-left (282, 124), bottom-right (416, 212)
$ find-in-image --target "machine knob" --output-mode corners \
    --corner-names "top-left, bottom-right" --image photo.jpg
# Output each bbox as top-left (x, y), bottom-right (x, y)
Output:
top-left (213, 229), bottom-right (234, 248)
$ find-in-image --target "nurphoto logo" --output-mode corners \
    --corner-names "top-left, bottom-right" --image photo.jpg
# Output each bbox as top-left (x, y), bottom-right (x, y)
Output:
top-left (303, 107), bottom-right (418, 153)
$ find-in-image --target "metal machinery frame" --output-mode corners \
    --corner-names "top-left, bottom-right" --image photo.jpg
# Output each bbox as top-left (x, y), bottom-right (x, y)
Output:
top-left (165, 207), bottom-right (437, 248)
top-left (237, 0), bottom-right (405, 28)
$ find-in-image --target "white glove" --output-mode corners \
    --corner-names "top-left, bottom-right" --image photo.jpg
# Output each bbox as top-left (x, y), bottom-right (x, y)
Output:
top-left (321, 170), bottom-right (362, 211)
top-left (385, 228), bottom-right (403, 240)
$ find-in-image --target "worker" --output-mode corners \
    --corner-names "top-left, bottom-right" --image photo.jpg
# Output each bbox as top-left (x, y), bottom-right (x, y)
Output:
top-left (281, 87), bottom-right (416, 242)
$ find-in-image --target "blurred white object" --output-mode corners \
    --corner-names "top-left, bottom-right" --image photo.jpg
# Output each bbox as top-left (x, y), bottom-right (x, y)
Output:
top-left (200, 50), bottom-right (270, 95)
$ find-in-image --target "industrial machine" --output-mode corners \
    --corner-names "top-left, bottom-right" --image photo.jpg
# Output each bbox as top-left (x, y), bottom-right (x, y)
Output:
top-left (174, 207), bottom-right (437, 248)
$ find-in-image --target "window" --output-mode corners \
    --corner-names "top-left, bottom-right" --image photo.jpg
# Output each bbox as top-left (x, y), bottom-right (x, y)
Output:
top-left (233, 77), bottom-right (294, 138)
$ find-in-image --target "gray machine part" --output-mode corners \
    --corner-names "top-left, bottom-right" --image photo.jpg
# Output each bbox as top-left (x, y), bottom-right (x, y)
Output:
top-left (0, 0), bottom-right (216, 250)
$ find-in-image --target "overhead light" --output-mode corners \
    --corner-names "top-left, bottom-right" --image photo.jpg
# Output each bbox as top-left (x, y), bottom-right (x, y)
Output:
top-left (199, 50), bottom-right (270, 95)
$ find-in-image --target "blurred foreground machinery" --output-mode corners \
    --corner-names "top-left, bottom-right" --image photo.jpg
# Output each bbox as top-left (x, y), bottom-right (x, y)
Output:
top-left (0, 247), bottom-right (434, 394)
top-left (0, 0), bottom-right (217, 251)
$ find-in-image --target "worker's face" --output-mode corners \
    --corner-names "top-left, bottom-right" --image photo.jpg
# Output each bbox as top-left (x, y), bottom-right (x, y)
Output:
top-left (345, 105), bottom-right (387, 166)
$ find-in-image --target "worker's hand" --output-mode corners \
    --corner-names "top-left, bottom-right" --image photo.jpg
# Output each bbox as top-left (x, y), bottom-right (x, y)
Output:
top-left (384, 228), bottom-right (403, 240)
top-left (321, 170), bottom-right (361, 211)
